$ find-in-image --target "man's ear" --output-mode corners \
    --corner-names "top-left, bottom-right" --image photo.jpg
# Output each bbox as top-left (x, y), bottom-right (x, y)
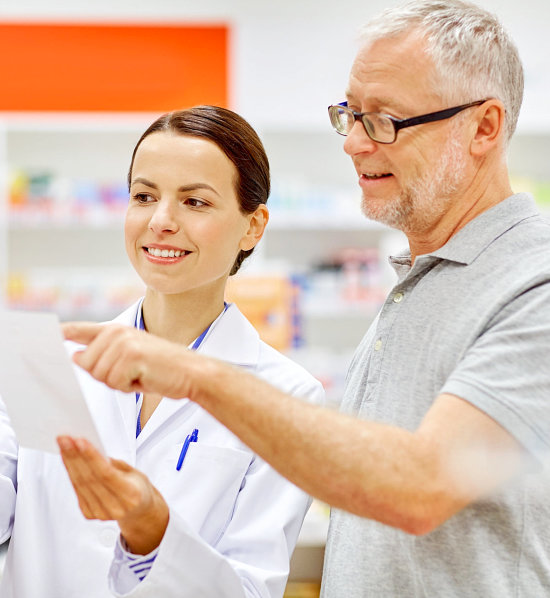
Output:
top-left (470, 100), bottom-right (506, 156)
top-left (239, 204), bottom-right (269, 251)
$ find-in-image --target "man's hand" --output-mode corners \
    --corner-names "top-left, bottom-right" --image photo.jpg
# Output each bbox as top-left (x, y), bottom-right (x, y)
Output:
top-left (57, 435), bottom-right (169, 555)
top-left (62, 322), bottom-right (203, 399)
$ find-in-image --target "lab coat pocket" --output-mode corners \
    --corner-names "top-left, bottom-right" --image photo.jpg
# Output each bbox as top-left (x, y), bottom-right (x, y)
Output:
top-left (156, 442), bottom-right (253, 545)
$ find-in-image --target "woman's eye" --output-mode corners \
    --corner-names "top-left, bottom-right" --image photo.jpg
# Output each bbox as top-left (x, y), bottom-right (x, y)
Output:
top-left (132, 192), bottom-right (154, 204)
top-left (186, 197), bottom-right (207, 208)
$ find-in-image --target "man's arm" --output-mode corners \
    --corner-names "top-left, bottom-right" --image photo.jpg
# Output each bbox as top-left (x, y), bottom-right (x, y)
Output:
top-left (62, 322), bottom-right (529, 535)
top-left (183, 363), bottom-right (527, 535)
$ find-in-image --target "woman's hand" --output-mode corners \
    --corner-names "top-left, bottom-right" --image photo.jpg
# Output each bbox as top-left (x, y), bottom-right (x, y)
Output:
top-left (57, 435), bottom-right (169, 555)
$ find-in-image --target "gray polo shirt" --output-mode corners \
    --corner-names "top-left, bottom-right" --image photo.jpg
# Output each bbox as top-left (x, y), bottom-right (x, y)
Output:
top-left (321, 193), bottom-right (550, 597)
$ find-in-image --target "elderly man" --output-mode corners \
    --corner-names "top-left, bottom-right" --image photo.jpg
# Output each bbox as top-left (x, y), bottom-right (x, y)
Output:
top-left (62, 1), bottom-right (550, 596)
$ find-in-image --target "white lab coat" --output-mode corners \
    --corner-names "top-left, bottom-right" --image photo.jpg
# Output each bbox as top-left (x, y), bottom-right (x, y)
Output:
top-left (0, 301), bottom-right (325, 598)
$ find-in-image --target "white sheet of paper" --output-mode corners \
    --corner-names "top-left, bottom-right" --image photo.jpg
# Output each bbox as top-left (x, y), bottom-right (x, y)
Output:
top-left (0, 310), bottom-right (104, 454)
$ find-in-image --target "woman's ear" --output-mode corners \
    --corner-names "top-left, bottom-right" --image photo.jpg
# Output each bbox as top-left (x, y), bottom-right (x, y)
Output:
top-left (470, 99), bottom-right (506, 156)
top-left (239, 204), bottom-right (269, 251)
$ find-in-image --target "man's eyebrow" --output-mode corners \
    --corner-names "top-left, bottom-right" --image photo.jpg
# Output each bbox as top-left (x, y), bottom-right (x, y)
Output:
top-left (130, 177), bottom-right (219, 195)
top-left (344, 92), bottom-right (409, 114)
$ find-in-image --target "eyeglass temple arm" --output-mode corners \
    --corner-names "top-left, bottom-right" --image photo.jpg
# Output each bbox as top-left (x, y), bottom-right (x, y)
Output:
top-left (392, 100), bottom-right (486, 132)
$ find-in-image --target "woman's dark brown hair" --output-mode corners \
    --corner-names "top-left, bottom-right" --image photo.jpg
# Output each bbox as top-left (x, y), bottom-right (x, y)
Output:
top-left (128, 105), bottom-right (270, 275)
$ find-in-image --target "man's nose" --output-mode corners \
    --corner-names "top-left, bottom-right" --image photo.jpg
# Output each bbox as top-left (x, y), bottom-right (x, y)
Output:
top-left (343, 120), bottom-right (378, 156)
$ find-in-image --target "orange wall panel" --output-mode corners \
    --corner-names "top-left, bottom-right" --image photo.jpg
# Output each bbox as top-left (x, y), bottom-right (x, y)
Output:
top-left (0, 23), bottom-right (228, 111)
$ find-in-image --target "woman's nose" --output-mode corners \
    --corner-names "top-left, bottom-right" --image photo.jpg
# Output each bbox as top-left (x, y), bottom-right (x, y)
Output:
top-left (148, 201), bottom-right (179, 233)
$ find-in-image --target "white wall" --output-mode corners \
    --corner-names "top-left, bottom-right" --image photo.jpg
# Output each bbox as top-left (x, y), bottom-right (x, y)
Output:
top-left (0, 0), bottom-right (548, 132)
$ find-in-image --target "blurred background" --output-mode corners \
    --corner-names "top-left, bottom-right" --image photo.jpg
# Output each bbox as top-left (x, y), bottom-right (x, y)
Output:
top-left (0, 1), bottom-right (548, 595)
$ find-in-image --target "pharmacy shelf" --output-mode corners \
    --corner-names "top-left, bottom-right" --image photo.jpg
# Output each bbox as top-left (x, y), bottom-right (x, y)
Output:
top-left (0, 113), bottom-right (396, 356)
top-left (268, 211), bottom-right (387, 231)
top-left (4, 115), bottom-right (548, 353)
top-left (6, 203), bottom-right (387, 231)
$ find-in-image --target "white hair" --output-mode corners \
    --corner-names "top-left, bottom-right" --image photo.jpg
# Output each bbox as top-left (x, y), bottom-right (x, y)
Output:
top-left (360, 0), bottom-right (524, 141)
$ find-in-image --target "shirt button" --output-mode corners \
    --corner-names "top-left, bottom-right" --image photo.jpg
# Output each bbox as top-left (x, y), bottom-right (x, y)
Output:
top-left (374, 339), bottom-right (382, 351)
top-left (99, 527), bottom-right (118, 547)
top-left (393, 292), bottom-right (404, 303)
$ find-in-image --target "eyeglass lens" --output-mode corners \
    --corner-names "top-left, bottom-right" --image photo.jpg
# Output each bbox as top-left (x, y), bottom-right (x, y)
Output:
top-left (331, 106), bottom-right (395, 142)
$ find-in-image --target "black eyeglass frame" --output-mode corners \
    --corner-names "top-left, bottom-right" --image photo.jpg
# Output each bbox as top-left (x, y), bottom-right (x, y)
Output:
top-left (328, 99), bottom-right (488, 143)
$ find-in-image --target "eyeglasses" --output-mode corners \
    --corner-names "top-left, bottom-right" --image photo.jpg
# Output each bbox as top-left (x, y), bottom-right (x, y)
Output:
top-left (328, 100), bottom-right (487, 144)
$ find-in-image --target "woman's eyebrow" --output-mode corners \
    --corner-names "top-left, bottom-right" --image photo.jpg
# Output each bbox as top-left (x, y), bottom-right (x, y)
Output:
top-left (177, 183), bottom-right (219, 196)
top-left (130, 177), bottom-right (158, 189)
top-left (131, 178), bottom-right (219, 196)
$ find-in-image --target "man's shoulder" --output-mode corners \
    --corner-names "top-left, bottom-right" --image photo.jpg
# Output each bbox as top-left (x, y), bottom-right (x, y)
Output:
top-left (493, 213), bottom-right (550, 270)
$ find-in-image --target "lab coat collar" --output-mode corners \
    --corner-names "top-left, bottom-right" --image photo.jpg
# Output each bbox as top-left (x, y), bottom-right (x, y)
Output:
top-left (109, 300), bottom-right (261, 451)
top-left (113, 299), bottom-right (261, 367)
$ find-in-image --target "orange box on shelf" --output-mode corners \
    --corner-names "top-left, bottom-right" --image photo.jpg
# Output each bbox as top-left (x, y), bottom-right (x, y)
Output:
top-left (283, 582), bottom-right (321, 598)
top-left (0, 22), bottom-right (228, 111)
top-left (225, 275), bottom-right (297, 352)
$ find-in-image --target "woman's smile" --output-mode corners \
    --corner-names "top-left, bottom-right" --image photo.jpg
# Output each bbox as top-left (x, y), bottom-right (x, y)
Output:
top-left (143, 244), bottom-right (192, 263)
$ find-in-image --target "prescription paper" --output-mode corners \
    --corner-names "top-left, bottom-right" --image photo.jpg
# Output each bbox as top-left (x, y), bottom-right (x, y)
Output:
top-left (0, 310), bottom-right (104, 454)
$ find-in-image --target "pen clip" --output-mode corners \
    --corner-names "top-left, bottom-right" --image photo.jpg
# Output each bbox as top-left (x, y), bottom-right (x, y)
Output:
top-left (176, 428), bottom-right (199, 471)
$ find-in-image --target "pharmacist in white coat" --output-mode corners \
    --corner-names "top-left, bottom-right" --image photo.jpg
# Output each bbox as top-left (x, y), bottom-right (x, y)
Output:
top-left (0, 106), bottom-right (324, 598)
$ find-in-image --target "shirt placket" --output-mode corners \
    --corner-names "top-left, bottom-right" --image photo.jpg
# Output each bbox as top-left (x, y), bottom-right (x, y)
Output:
top-left (362, 256), bottom-right (437, 407)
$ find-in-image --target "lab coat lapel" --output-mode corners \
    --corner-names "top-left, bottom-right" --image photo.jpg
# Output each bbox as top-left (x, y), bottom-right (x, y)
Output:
top-left (112, 299), bottom-right (260, 368)
top-left (198, 303), bottom-right (260, 367)
top-left (116, 299), bottom-right (193, 449)
top-left (134, 303), bottom-right (259, 449)
top-left (87, 301), bottom-right (143, 463)
top-left (70, 357), bottom-right (135, 463)
top-left (65, 302), bottom-right (140, 463)
top-left (135, 398), bottom-right (193, 448)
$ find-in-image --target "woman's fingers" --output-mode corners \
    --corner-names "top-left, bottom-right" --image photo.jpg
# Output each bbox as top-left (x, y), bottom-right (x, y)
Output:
top-left (58, 436), bottom-right (138, 521)
top-left (58, 435), bottom-right (170, 554)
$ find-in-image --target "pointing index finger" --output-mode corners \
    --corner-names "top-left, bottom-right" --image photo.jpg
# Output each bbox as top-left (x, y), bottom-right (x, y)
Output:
top-left (61, 322), bottom-right (105, 345)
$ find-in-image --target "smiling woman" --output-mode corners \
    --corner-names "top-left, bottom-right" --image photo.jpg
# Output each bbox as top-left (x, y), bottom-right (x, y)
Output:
top-left (0, 106), bottom-right (325, 598)
top-left (127, 106), bottom-right (271, 278)
top-left (125, 130), bottom-right (267, 309)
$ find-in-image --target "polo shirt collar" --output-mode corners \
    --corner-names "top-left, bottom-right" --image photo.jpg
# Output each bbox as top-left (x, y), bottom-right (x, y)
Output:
top-left (390, 193), bottom-right (539, 276)
top-left (431, 193), bottom-right (539, 265)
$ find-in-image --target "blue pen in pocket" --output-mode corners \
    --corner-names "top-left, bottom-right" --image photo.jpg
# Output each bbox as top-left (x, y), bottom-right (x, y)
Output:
top-left (176, 428), bottom-right (199, 471)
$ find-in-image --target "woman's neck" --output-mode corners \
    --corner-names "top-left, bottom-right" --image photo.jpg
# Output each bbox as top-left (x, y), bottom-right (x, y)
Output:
top-left (141, 290), bottom-right (226, 346)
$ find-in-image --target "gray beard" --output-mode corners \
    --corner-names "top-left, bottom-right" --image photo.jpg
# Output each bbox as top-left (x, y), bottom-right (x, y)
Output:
top-left (361, 132), bottom-right (467, 233)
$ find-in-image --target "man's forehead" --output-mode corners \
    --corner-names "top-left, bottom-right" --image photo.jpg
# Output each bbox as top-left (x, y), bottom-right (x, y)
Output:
top-left (351, 31), bottom-right (432, 77)
top-left (345, 33), bottom-right (436, 110)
